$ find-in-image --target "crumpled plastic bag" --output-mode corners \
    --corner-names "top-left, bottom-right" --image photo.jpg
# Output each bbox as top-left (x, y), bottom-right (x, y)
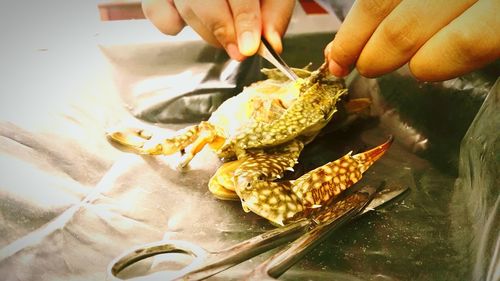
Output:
top-left (1, 29), bottom-right (498, 281)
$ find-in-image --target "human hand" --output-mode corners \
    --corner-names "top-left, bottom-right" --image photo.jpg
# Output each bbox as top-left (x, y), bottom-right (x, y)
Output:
top-left (142, 0), bottom-right (295, 61)
top-left (324, 0), bottom-right (500, 81)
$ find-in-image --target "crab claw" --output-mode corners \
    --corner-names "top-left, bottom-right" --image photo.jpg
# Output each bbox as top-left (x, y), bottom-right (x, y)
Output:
top-left (227, 137), bottom-right (393, 226)
top-left (208, 160), bottom-right (243, 201)
top-left (291, 136), bottom-right (394, 208)
top-left (352, 136), bottom-right (394, 171)
top-left (106, 127), bottom-right (166, 155)
top-left (237, 180), bottom-right (305, 226)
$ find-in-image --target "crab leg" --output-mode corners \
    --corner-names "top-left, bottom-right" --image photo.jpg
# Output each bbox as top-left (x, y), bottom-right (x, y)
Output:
top-left (107, 121), bottom-right (225, 167)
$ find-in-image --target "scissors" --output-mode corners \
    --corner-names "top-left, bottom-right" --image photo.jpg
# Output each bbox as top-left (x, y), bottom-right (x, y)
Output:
top-left (107, 184), bottom-right (408, 281)
top-left (257, 37), bottom-right (299, 81)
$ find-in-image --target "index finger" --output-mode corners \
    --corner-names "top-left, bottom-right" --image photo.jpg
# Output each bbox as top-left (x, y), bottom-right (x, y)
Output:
top-left (326, 0), bottom-right (401, 76)
top-left (142, 0), bottom-right (185, 35)
top-left (228, 0), bottom-right (262, 56)
top-left (261, 0), bottom-right (295, 54)
top-left (181, 0), bottom-right (245, 60)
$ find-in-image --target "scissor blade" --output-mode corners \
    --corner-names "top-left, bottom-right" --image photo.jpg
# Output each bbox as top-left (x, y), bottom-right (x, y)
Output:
top-left (181, 219), bottom-right (311, 280)
top-left (258, 38), bottom-right (299, 81)
top-left (361, 184), bottom-right (409, 215)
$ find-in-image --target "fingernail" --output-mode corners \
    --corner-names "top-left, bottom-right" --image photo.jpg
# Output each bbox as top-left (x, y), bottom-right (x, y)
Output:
top-left (239, 31), bottom-right (258, 56)
top-left (226, 43), bottom-right (245, 61)
top-left (324, 42), bottom-right (332, 58)
top-left (328, 59), bottom-right (349, 77)
top-left (267, 30), bottom-right (282, 53)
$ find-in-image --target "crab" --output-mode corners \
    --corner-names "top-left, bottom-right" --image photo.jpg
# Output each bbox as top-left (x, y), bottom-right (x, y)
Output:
top-left (107, 64), bottom-right (392, 226)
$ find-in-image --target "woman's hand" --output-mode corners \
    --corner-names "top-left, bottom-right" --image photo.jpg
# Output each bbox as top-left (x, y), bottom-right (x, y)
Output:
top-left (142, 0), bottom-right (295, 61)
top-left (325, 0), bottom-right (500, 81)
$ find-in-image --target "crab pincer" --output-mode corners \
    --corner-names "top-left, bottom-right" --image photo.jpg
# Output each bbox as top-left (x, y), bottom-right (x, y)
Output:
top-left (234, 137), bottom-right (393, 226)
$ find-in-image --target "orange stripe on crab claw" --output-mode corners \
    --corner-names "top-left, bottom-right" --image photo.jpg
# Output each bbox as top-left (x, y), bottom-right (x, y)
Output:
top-left (352, 136), bottom-right (394, 170)
top-left (292, 136), bottom-right (394, 207)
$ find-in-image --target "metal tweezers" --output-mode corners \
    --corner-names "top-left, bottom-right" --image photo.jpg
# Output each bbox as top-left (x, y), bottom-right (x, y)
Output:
top-left (257, 37), bottom-right (299, 81)
top-left (107, 184), bottom-right (408, 280)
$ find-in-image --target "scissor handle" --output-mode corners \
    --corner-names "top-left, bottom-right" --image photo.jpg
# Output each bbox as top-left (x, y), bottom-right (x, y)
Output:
top-left (107, 240), bottom-right (208, 281)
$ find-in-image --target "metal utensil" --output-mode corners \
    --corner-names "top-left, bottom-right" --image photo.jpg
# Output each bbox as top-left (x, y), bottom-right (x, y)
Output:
top-left (257, 37), bottom-right (299, 81)
top-left (106, 184), bottom-right (409, 281)
top-left (245, 184), bottom-right (410, 280)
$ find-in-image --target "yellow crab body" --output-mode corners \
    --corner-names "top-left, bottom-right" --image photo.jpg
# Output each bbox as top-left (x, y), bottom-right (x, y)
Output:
top-left (107, 65), bottom-right (391, 226)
